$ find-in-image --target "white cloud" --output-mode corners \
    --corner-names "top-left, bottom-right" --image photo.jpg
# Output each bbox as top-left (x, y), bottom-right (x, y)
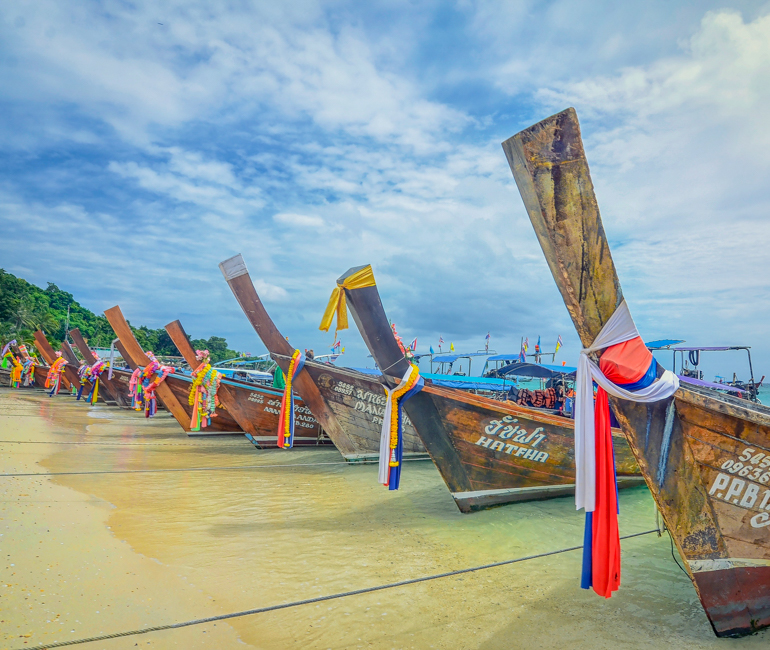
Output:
top-left (273, 213), bottom-right (326, 229)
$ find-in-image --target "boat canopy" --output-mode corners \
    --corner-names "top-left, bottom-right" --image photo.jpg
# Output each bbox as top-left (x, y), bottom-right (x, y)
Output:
top-left (678, 375), bottom-right (745, 395)
top-left (421, 373), bottom-right (512, 392)
top-left (486, 353), bottom-right (523, 361)
top-left (645, 339), bottom-right (685, 350)
top-left (498, 362), bottom-right (577, 379)
top-left (431, 352), bottom-right (490, 364)
top-left (673, 346), bottom-right (749, 352)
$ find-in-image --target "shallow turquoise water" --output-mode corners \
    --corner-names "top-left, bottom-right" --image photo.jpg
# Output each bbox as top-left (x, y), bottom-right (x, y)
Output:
top-left (2, 389), bottom-right (769, 648)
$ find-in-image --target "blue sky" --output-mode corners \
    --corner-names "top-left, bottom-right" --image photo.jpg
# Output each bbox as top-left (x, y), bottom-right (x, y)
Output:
top-left (2, 1), bottom-right (770, 381)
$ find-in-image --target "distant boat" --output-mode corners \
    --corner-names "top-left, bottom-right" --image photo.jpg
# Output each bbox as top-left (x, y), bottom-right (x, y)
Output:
top-left (338, 265), bottom-right (643, 512)
top-left (69, 328), bottom-right (132, 407)
top-left (104, 305), bottom-right (243, 435)
top-left (164, 319), bottom-right (331, 448)
top-left (503, 107), bottom-right (770, 637)
top-left (33, 330), bottom-right (80, 394)
top-left (219, 254), bottom-right (428, 462)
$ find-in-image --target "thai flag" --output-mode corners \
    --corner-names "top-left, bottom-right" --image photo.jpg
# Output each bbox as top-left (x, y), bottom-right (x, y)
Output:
top-left (409, 338), bottom-right (417, 351)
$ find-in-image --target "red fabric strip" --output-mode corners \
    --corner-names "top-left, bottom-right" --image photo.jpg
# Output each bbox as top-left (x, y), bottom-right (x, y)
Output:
top-left (599, 336), bottom-right (652, 384)
top-left (592, 387), bottom-right (621, 598)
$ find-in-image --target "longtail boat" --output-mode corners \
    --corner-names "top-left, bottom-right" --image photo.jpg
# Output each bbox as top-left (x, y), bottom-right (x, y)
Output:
top-left (503, 107), bottom-right (770, 637)
top-left (219, 254), bottom-right (427, 462)
top-left (33, 330), bottom-right (78, 393)
top-left (337, 265), bottom-right (643, 511)
top-left (14, 343), bottom-right (48, 389)
top-left (60, 339), bottom-right (103, 402)
top-left (165, 319), bottom-right (329, 448)
top-left (104, 306), bottom-right (243, 434)
top-left (69, 328), bottom-right (132, 407)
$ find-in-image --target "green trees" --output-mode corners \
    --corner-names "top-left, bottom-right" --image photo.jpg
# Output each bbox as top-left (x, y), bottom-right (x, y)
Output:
top-left (0, 269), bottom-right (241, 361)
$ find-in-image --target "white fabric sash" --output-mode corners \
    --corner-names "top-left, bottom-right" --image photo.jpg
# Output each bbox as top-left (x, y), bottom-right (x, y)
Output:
top-left (575, 300), bottom-right (679, 512)
top-left (378, 366), bottom-right (414, 484)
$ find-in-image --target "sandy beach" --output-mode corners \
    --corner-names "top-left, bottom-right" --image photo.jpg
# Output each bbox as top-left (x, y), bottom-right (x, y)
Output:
top-left (2, 388), bottom-right (769, 649)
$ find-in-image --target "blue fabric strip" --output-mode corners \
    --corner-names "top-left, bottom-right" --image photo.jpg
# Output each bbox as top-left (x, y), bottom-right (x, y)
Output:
top-left (615, 357), bottom-right (656, 391)
top-left (581, 511), bottom-right (593, 590)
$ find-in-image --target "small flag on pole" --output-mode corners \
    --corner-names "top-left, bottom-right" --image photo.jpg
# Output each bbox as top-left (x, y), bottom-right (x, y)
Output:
top-left (450, 342), bottom-right (455, 352)
top-left (535, 336), bottom-right (541, 353)
top-left (430, 345), bottom-right (435, 354)
top-left (524, 337), bottom-right (529, 352)
top-left (438, 336), bottom-right (444, 352)
top-left (485, 331), bottom-right (490, 352)
top-left (555, 335), bottom-right (563, 354)
top-left (409, 338), bottom-right (417, 351)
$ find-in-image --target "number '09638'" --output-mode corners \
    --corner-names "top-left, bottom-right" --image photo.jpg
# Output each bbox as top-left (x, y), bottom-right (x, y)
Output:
top-left (721, 447), bottom-right (770, 484)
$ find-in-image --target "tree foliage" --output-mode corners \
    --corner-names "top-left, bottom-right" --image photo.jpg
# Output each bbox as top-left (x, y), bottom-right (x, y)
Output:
top-left (0, 269), bottom-right (240, 362)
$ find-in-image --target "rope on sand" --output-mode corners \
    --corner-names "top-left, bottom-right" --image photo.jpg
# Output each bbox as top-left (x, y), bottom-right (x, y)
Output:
top-left (18, 529), bottom-right (659, 649)
top-left (0, 457), bottom-right (426, 478)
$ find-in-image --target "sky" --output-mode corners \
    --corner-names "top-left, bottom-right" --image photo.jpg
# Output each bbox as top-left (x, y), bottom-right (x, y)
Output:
top-left (2, 0), bottom-right (770, 382)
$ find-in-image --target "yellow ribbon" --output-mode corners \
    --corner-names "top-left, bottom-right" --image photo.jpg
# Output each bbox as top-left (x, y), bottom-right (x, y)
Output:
top-left (319, 265), bottom-right (376, 334)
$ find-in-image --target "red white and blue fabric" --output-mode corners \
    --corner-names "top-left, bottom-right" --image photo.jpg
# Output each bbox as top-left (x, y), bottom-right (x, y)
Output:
top-left (378, 366), bottom-right (424, 491)
top-left (277, 352), bottom-right (306, 449)
top-left (575, 300), bottom-right (678, 598)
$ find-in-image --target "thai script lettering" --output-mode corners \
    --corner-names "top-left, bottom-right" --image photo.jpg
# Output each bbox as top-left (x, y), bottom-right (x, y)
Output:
top-left (477, 415), bottom-right (548, 463)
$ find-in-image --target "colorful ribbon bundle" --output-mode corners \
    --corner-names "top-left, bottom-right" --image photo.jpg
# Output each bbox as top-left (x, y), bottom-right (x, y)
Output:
top-left (0, 340), bottom-right (16, 365)
top-left (86, 359), bottom-right (108, 405)
top-left (277, 349), bottom-right (306, 448)
top-left (6, 353), bottom-right (23, 388)
top-left (319, 265), bottom-right (376, 335)
top-left (188, 350), bottom-right (222, 432)
top-left (575, 300), bottom-right (678, 598)
top-left (129, 352), bottom-right (174, 417)
top-left (21, 359), bottom-right (36, 386)
top-left (378, 363), bottom-right (423, 490)
top-left (45, 353), bottom-right (67, 396)
top-left (76, 363), bottom-right (92, 400)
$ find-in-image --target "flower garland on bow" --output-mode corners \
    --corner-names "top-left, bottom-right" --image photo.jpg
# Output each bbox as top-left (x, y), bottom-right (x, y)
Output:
top-left (46, 352), bottom-right (67, 396)
top-left (76, 363), bottom-right (92, 401)
top-left (378, 363), bottom-right (423, 490)
top-left (187, 350), bottom-right (222, 432)
top-left (277, 349), bottom-right (306, 449)
top-left (129, 352), bottom-right (174, 417)
top-left (86, 359), bottom-right (108, 405)
top-left (3, 351), bottom-right (23, 388)
top-left (21, 358), bottom-right (36, 387)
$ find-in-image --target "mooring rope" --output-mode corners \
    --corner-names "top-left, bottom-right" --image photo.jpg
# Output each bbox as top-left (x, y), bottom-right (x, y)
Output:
top-left (0, 439), bottom-right (253, 447)
top-left (17, 529), bottom-right (659, 649)
top-left (0, 457), bottom-right (426, 478)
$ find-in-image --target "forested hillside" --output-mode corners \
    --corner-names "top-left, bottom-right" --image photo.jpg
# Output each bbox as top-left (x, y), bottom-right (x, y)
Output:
top-left (0, 269), bottom-right (241, 362)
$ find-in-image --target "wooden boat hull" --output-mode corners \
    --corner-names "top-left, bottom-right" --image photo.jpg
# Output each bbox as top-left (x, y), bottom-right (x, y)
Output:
top-left (104, 306), bottom-right (242, 434)
top-left (33, 331), bottom-right (77, 393)
top-left (69, 328), bottom-right (131, 407)
top-left (219, 254), bottom-right (427, 461)
top-left (503, 108), bottom-right (770, 636)
top-left (342, 281), bottom-right (642, 511)
top-left (164, 320), bottom-right (329, 448)
top-left (296, 358), bottom-right (424, 461)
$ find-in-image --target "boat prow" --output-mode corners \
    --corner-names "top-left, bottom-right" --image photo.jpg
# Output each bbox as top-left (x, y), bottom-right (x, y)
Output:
top-left (339, 264), bottom-right (643, 511)
top-left (504, 107), bottom-right (770, 637)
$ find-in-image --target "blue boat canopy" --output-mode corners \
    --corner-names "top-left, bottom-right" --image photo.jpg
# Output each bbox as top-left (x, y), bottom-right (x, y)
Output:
top-left (645, 339), bottom-right (685, 350)
top-left (498, 362), bottom-right (577, 379)
top-left (431, 352), bottom-right (491, 364)
top-left (486, 353), bottom-right (523, 362)
top-left (421, 373), bottom-right (512, 392)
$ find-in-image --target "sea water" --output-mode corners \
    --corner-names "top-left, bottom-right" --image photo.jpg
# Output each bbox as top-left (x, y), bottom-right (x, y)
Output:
top-left (1, 390), bottom-right (768, 649)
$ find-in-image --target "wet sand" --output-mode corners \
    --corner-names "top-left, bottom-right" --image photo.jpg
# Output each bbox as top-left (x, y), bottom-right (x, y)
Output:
top-left (1, 388), bottom-right (768, 649)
